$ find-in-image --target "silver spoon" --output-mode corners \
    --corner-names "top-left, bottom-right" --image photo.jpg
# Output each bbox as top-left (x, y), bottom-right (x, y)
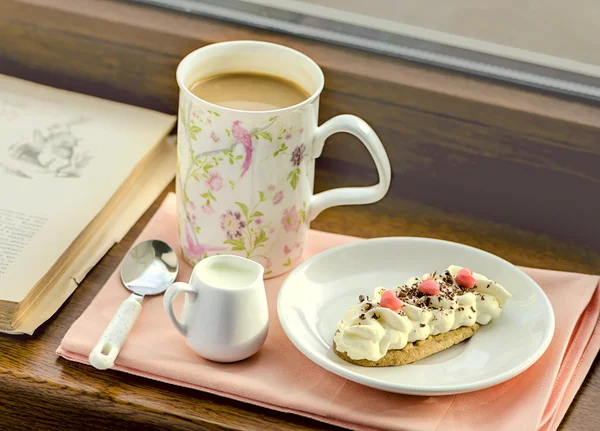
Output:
top-left (89, 239), bottom-right (178, 370)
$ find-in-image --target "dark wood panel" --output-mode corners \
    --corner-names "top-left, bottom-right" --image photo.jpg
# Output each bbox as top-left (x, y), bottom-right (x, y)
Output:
top-left (318, 89), bottom-right (600, 249)
top-left (313, 167), bottom-right (600, 273)
top-left (324, 71), bottom-right (600, 152)
top-left (1, 0), bottom-right (599, 251)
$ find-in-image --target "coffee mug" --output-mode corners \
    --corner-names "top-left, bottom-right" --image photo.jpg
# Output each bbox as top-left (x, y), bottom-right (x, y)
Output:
top-left (163, 255), bottom-right (268, 363)
top-left (176, 41), bottom-right (391, 278)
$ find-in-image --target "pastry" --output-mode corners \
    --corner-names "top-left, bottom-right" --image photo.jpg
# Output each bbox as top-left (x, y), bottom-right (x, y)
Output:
top-left (334, 324), bottom-right (480, 366)
top-left (333, 266), bottom-right (511, 366)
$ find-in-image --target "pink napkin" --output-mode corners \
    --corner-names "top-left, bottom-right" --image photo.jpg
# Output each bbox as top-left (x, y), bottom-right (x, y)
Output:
top-left (57, 193), bottom-right (600, 431)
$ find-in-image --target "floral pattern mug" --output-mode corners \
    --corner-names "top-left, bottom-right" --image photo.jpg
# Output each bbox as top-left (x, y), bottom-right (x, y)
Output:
top-left (176, 41), bottom-right (391, 278)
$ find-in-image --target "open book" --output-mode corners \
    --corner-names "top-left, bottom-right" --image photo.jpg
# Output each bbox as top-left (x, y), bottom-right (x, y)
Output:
top-left (0, 75), bottom-right (176, 334)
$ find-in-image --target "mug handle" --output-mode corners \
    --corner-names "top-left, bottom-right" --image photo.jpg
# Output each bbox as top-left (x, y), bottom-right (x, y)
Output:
top-left (163, 282), bottom-right (197, 336)
top-left (309, 114), bottom-right (392, 221)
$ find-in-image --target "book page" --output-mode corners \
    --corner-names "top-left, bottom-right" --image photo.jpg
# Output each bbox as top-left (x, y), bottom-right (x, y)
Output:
top-left (0, 209), bottom-right (48, 277)
top-left (0, 75), bottom-right (175, 303)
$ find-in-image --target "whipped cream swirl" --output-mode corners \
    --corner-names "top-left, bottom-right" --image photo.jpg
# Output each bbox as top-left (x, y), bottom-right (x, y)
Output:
top-left (333, 265), bottom-right (511, 361)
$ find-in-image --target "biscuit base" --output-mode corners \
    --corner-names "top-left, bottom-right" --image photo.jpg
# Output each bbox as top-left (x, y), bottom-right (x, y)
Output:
top-left (333, 323), bottom-right (480, 367)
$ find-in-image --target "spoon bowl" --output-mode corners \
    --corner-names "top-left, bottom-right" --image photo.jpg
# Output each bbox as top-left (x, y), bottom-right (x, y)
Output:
top-left (121, 240), bottom-right (178, 296)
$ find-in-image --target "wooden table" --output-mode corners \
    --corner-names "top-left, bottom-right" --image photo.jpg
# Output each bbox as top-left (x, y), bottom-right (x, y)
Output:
top-left (1, 176), bottom-right (599, 430)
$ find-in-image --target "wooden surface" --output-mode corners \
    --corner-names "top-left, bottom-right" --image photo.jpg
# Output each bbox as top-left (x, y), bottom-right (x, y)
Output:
top-left (0, 0), bottom-right (599, 429)
top-left (0, 179), bottom-right (598, 431)
top-left (2, 0), bottom-right (600, 252)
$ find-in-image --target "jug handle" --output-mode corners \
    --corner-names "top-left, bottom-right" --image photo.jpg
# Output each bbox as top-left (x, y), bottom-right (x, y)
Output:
top-left (163, 282), bottom-right (197, 337)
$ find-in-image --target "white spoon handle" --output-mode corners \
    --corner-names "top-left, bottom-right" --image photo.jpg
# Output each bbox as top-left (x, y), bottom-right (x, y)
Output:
top-left (89, 293), bottom-right (143, 370)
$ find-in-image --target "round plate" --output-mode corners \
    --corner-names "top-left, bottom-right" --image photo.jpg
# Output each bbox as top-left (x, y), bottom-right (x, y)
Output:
top-left (277, 237), bottom-right (555, 395)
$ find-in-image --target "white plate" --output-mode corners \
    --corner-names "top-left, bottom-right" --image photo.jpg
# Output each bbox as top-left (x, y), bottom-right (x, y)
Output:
top-left (277, 237), bottom-right (555, 396)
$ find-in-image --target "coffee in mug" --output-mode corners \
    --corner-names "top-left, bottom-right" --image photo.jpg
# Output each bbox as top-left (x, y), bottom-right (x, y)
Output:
top-left (189, 72), bottom-right (310, 111)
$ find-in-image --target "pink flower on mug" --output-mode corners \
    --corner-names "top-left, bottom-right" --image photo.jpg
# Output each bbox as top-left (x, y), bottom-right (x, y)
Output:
top-left (191, 214), bottom-right (196, 224)
top-left (206, 172), bottom-right (223, 192)
top-left (285, 133), bottom-right (293, 140)
top-left (264, 258), bottom-right (272, 270)
top-left (210, 131), bottom-right (220, 142)
top-left (281, 206), bottom-right (299, 233)
top-left (192, 111), bottom-right (197, 117)
top-left (255, 217), bottom-right (263, 226)
top-left (220, 210), bottom-right (246, 239)
top-left (294, 241), bottom-right (301, 249)
top-left (269, 228), bottom-right (275, 234)
top-left (268, 184), bottom-right (276, 192)
top-left (283, 244), bottom-right (292, 255)
top-left (202, 204), bottom-right (214, 215)
top-left (189, 201), bottom-right (196, 211)
top-left (273, 191), bottom-right (284, 205)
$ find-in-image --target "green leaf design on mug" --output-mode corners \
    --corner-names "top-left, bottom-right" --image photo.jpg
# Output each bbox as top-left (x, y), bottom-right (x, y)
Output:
top-left (252, 131), bottom-right (272, 142)
top-left (235, 202), bottom-right (249, 219)
top-left (224, 238), bottom-right (246, 252)
top-left (273, 143), bottom-right (287, 157)
top-left (260, 143), bottom-right (288, 164)
top-left (287, 168), bottom-right (301, 190)
top-left (299, 201), bottom-right (307, 224)
top-left (254, 229), bottom-right (268, 250)
top-left (200, 189), bottom-right (217, 202)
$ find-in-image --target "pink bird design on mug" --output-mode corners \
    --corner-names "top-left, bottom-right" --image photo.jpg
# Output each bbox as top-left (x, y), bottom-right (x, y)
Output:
top-left (187, 116), bottom-right (276, 180)
top-left (184, 225), bottom-right (225, 259)
top-left (231, 120), bottom-right (253, 177)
